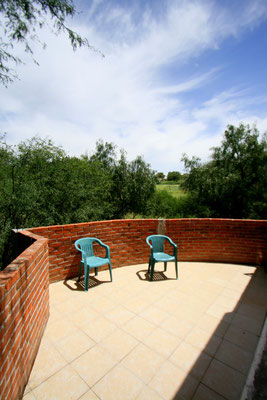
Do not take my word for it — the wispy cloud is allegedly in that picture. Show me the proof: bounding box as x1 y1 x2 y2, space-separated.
1 0 267 172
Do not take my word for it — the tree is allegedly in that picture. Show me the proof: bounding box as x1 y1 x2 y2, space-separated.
0 0 97 86
0 136 157 268
156 172 165 182
181 123 267 219
167 171 181 182
128 156 156 217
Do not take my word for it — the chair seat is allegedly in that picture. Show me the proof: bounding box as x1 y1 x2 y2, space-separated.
84 256 110 268
146 235 178 281
75 237 112 291
153 252 175 262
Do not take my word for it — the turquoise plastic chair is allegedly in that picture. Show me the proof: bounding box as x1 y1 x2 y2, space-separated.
146 235 178 281
75 237 112 291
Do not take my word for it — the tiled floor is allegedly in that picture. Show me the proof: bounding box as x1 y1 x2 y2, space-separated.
23 262 267 400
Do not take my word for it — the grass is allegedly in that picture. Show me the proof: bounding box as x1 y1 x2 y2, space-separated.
156 183 187 199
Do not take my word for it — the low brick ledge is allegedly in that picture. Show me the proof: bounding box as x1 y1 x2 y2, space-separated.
0 231 50 400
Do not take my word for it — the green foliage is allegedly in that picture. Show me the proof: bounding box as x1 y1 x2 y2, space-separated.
0 0 97 86
156 172 165 182
0 136 156 269
156 184 186 199
167 171 181 182
181 123 267 219
145 189 192 218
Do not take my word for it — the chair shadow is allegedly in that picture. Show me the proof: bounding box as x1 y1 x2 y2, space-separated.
136 269 177 282
63 275 111 291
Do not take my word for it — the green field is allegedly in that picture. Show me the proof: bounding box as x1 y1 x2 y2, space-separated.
156 184 186 199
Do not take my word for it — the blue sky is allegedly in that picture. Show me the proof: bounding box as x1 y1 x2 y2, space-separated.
1 0 267 173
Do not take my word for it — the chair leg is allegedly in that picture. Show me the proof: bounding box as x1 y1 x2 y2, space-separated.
109 262 113 282
78 262 83 282
175 260 178 280
148 258 151 273
150 260 155 281
95 267 98 276
164 262 167 272
84 265 89 291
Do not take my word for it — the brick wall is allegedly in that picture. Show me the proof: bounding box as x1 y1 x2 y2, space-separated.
29 219 158 282
0 231 49 400
166 218 267 265
29 218 267 283
0 218 266 399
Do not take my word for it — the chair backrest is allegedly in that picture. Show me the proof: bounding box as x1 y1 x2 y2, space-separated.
146 235 166 253
75 238 95 257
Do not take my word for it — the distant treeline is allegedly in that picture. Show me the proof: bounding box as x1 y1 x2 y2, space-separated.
1 123 266 269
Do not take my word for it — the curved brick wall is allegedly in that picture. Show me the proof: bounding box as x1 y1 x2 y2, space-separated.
0 231 49 400
29 218 267 283
0 218 266 399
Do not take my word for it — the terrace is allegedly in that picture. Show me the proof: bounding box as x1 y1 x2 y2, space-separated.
0 218 266 400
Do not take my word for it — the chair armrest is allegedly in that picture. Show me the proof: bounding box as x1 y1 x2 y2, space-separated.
93 238 111 259
146 237 153 249
165 236 177 256
165 236 177 247
75 241 82 252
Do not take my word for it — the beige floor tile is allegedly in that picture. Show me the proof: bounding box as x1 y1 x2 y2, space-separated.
89 296 117 313
162 315 193 339
78 390 100 400
81 316 117 342
54 297 84 315
122 315 156 341
170 341 212 379
49 289 70 305
123 297 151 314
221 287 243 300
23 392 37 400
141 289 165 304
24 262 265 400
143 327 181 358
135 386 164 400
154 295 180 314
177 308 204 325
231 313 264 336
122 343 164 383
29 340 67 389
67 307 100 328
99 328 138 361
224 324 259 353
23 383 32 395
215 339 254 375
202 359 246 400
44 318 76 342
140 305 169 325
196 314 229 338
213 295 240 310
71 345 117 387
103 288 132 303
193 383 226 400
32 365 89 400
48 307 62 324
243 288 267 308
236 302 266 323
92 364 144 400
104 306 135 326
206 303 235 323
54 328 95 362
185 327 221 356
149 360 198 400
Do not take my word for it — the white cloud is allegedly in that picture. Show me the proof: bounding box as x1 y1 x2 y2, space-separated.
1 0 267 173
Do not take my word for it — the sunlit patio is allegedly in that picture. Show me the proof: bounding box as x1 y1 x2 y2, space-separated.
23 261 267 400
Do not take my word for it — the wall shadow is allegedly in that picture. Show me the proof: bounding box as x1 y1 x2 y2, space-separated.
170 265 267 400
